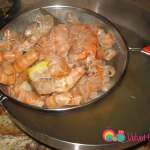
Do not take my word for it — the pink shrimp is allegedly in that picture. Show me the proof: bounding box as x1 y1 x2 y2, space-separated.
68 23 98 62
0 30 24 63
9 80 44 107
45 92 82 108
32 66 85 95
0 29 19 51
18 14 54 52
98 30 115 49
48 24 71 57
13 50 39 73
76 75 102 102
66 11 80 23
42 55 70 78
89 60 116 92
103 49 117 61
35 34 53 60
75 60 115 101
0 40 11 51
0 62 16 85
0 50 22 63
1 29 24 52
35 24 71 59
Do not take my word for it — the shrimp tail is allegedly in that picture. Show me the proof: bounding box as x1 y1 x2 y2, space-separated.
13 50 39 72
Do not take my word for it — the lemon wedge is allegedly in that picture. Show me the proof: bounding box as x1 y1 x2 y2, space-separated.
28 59 49 81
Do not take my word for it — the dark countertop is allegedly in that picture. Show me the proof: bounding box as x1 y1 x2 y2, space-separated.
0 106 50 149
0 105 150 149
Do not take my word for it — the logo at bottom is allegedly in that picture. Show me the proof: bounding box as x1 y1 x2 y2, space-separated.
102 129 126 142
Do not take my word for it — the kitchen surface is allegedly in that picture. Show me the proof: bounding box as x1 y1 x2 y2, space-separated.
0 0 150 150
0 105 149 150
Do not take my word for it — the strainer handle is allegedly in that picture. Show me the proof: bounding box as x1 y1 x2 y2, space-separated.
0 93 7 104
129 45 150 56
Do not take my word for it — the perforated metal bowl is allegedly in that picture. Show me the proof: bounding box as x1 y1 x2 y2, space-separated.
0 5 128 111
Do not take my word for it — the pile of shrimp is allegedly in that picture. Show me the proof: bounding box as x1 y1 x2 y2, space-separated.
0 11 117 108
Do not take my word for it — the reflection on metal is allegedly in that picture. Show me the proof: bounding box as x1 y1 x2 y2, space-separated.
0 94 7 104
128 47 141 52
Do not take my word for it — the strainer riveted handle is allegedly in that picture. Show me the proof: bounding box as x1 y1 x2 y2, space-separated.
129 45 150 56
0 93 7 104
142 45 150 55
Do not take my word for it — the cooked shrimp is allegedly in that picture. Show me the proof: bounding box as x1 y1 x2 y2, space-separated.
0 62 16 85
19 71 29 81
18 14 54 52
0 40 11 51
76 60 116 100
3 29 18 40
76 75 102 102
48 24 71 57
103 49 117 61
35 24 71 59
10 81 44 107
43 55 70 78
45 92 82 108
96 46 117 61
46 93 72 108
45 95 58 108
104 65 116 77
27 55 70 81
0 30 24 63
34 14 54 34
99 65 115 92
98 31 115 49
68 23 98 62
24 22 39 37
0 29 22 51
90 60 115 77
32 67 85 94
34 34 52 60
19 91 44 107
66 11 80 23
13 50 39 72
0 50 22 63
96 46 105 60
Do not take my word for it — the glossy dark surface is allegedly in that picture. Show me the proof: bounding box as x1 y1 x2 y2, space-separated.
0 0 20 28
1 0 150 150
